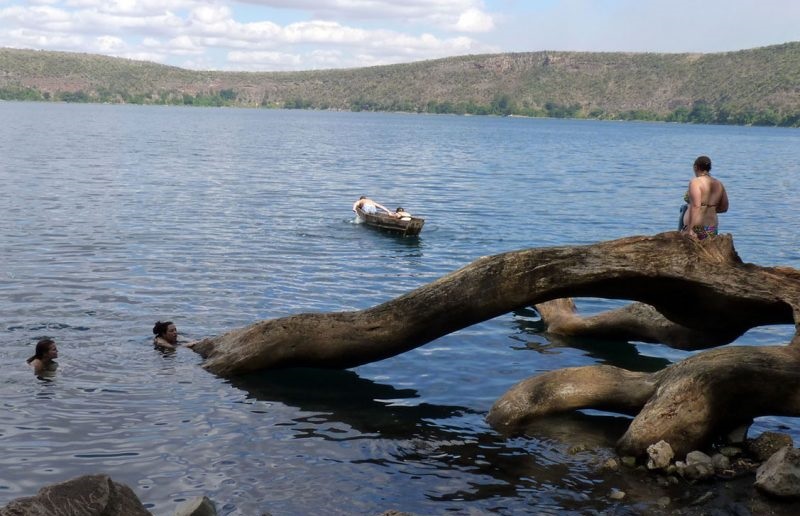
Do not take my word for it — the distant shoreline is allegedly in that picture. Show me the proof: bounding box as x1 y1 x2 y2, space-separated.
2 43 800 127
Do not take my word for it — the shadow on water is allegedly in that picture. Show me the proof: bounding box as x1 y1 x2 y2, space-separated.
517 411 634 448
416 412 638 506
512 307 671 373
229 368 469 438
228 368 654 512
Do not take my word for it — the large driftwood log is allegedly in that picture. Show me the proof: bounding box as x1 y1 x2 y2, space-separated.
487 345 800 457
191 232 800 376
190 232 800 457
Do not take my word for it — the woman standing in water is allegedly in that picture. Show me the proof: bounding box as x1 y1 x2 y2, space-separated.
27 338 58 375
682 155 729 240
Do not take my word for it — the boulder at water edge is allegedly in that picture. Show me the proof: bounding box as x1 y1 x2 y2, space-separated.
755 446 800 498
747 432 794 462
0 474 151 516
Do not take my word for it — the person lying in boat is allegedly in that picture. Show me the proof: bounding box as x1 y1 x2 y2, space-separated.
393 207 412 220
353 196 393 216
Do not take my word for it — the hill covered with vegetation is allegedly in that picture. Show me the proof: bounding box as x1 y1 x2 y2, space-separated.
1 43 799 126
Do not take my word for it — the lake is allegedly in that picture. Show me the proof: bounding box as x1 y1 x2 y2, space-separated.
1 102 799 515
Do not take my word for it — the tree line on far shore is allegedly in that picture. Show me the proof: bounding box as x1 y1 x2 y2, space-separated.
2 42 799 127
3 84 795 127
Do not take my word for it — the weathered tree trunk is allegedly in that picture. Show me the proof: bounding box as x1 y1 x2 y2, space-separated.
191 232 800 376
487 345 800 457
189 231 800 457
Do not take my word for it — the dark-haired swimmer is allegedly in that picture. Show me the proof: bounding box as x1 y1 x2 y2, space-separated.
153 320 180 349
681 155 729 240
27 338 59 375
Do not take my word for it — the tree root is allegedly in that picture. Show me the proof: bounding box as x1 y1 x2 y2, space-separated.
488 345 800 457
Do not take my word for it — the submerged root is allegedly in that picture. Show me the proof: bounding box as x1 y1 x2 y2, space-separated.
488 346 800 457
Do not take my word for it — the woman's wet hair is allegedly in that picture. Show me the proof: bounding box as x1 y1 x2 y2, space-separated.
694 155 712 172
27 338 55 363
396 207 404 212
153 321 174 338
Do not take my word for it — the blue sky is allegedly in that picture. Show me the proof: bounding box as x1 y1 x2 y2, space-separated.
1 1 798 71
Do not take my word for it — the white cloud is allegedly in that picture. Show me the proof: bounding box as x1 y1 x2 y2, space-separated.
142 34 207 57
454 7 493 32
307 48 343 66
95 34 125 51
1 5 72 29
238 20 283 42
167 35 206 54
237 0 495 32
239 0 484 20
66 0 194 15
283 20 367 44
0 1 499 70
6 27 85 50
190 3 230 25
4 0 795 72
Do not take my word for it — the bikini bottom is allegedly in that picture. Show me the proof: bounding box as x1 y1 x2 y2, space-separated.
692 225 718 240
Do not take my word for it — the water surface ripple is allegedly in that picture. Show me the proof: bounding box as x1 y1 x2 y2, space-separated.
1 103 798 514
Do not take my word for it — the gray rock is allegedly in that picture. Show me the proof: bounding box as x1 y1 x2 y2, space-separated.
646 440 674 470
747 432 793 462
711 453 731 472
601 457 620 472
685 450 713 467
719 446 742 458
755 445 800 498
677 453 714 481
608 488 625 500
0 474 151 516
682 462 715 481
175 496 217 516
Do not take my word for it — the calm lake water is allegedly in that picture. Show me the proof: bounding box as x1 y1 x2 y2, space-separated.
1 102 799 515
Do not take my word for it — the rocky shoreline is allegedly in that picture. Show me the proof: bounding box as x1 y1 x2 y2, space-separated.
2 432 799 515
597 431 800 514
